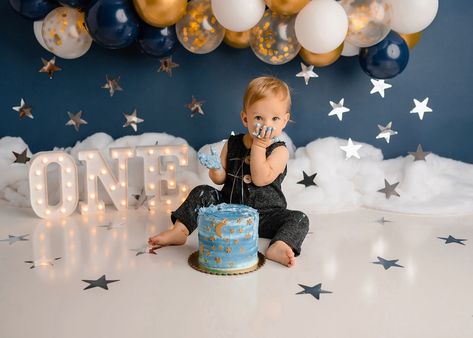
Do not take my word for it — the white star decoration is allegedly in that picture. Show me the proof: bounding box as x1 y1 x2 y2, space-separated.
296 62 318 85
65 111 87 132
410 97 432 120
370 79 392 98
123 109 144 132
328 98 350 121
376 122 398 143
340 138 362 159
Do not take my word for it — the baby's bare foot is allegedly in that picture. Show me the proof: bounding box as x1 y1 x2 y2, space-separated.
265 240 296 267
148 224 189 247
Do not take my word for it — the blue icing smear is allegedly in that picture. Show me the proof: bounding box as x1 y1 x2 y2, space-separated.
197 146 221 169
197 203 259 271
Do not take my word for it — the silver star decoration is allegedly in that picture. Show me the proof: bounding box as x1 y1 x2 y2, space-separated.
0 234 29 245
328 98 350 121
12 98 34 119
376 122 398 143
296 62 318 85
372 256 404 270
377 179 400 199
130 243 162 256
123 109 144 132
340 138 362 159
296 283 332 300
408 144 431 161
102 75 123 97
132 188 154 210
410 97 432 120
24 257 61 269
158 56 179 77
97 221 124 231
65 111 87 132
82 275 119 290
39 57 61 79
12 149 30 164
376 217 392 225
185 96 205 117
370 79 392 98
437 235 467 245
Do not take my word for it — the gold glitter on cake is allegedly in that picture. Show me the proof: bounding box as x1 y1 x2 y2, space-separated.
233 239 239 245
211 245 216 251
229 228 235 234
225 247 232 254
218 245 223 251
209 235 216 242
239 228 244 233
215 257 221 264
245 233 252 239
240 247 246 253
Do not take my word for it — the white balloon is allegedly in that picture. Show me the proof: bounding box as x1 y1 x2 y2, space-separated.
388 0 438 34
33 21 50 51
295 0 348 54
211 0 265 32
341 41 359 57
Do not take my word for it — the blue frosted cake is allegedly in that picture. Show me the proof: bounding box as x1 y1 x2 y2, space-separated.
197 203 259 273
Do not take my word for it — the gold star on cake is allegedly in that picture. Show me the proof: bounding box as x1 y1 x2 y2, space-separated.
12 148 30 164
102 75 123 97
215 257 221 263
39 57 61 79
209 235 216 242
233 239 239 244
218 245 223 251
225 247 232 253
12 99 33 119
229 228 235 234
157 56 179 77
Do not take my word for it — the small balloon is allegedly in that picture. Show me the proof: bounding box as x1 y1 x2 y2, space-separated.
138 24 178 58
133 0 187 28
211 0 265 32
250 10 300 65
176 0 225 54
9 0 57 20
265 0 310 16
390 0 438 34
341 40 360 56
85 0 140 49
33 20 50 51
359 31 409 79
399 31 423 49
299 44 343 67
340 0 392 48
224 30 250 49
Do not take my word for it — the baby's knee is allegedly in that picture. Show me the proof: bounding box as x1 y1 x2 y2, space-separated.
295 211 309 233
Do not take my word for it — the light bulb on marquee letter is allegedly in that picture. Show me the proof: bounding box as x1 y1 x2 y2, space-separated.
29 151 79 219
78 147 134 214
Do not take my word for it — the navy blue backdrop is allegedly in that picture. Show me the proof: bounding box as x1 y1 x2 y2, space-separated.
1 1 473 163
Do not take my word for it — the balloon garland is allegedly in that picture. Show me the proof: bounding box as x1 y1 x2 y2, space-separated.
9 0 439 79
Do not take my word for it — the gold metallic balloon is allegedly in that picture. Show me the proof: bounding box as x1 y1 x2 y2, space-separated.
133 0 187 28
399 31 423 49
176 0 225 54
299 43 343 67
250 10 300 65
224 30 250 49
265 0 310 16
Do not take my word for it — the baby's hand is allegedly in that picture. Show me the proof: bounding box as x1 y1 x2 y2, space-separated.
198 146 222 169
252 123 277 148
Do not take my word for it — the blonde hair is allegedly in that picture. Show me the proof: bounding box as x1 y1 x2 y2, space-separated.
243 76 291 114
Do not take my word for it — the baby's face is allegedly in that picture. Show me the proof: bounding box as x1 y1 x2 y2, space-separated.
241 95 290 137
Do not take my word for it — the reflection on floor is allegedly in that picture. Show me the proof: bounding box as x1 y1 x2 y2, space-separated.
1 203 472 338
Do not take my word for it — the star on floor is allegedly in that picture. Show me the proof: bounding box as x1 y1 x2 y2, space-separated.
24 257 61 269
340 138 362 159
102 75 123 97
12 149 30 164
328 98 350 121
130 244 162 256
158 56 179 77
296 283 332 300
0 234 29 245
377 179 400 199
96 221 124 231
12 98 34 119
39 56 61 79
370 79 392 98
123 109 144 132
376 122 398 143
65 111 87 132
132 188 153 210
376 217 392 225
296 62 318 85
410 97 432 120
437 235 467 245
82 275 119 290
408 144 431 161
186 96 205 117
372 256 404 270
297 171 317 188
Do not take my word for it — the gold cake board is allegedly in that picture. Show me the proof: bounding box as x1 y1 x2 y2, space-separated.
188 251 265 276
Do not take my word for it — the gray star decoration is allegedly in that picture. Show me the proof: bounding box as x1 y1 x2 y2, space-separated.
123 109 144 132
437 235 467 245
376 217 392 225
24 257 61 269
158 56 179 77
12 149 30 164
12 98 34 119
82 275 119 290
297 171 317 188
65 111 87 132
296 62 318 85
377 179 400 199
132 188 154 210
0 234 29 245
372 256 404 270
39 57 61 79
408 144 431 161
97 221 124 231
185 96 205 117
102 75 123 97
370 79 392 98
376 122 398 143
130 243 162 256
296 283 332 300
328 98 350 121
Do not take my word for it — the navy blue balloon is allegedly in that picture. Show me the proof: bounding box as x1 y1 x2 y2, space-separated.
85 0 140 49
359 31 410 79
138 24 178 58
9 0 57 20
58 0 90 8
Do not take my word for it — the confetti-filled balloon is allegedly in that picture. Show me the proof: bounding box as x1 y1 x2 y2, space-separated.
265 0 310 16
9 0 57 20
339 0 392 48
133 0 187 28
211 0 265 32
138 24 179 58
33 20 50 51
299 44 343 67
176 0 225 54
399 31 423 49
390 0 438 34
224 30 250 49
42 7 92 59
250 10 300 65
359 31 409 79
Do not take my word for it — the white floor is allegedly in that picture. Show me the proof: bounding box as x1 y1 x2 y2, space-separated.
0 202 472 338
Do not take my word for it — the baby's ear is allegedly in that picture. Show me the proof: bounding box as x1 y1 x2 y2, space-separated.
241 111 248 126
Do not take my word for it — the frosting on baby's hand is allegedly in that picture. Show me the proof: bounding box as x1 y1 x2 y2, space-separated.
198 146 222 169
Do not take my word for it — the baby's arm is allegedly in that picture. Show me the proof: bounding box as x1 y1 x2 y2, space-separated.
208 142 228 185
250 142 288 187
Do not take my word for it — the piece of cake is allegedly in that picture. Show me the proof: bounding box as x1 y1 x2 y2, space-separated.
197 203 259 273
